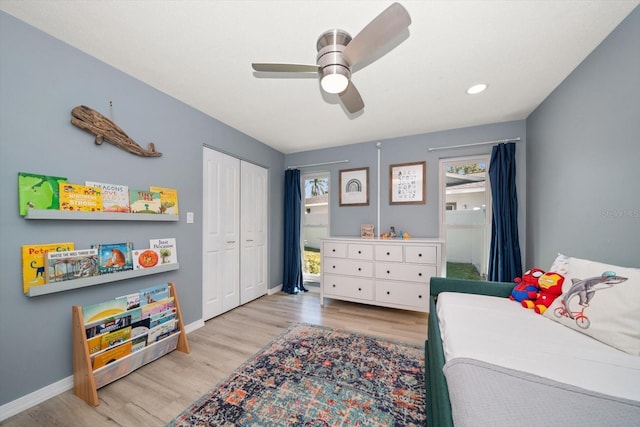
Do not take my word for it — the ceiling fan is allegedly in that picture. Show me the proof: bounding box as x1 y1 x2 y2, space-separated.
251 2 411 114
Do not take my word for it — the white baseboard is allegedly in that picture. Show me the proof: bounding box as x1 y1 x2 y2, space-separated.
0 319 204 422
268 284 283 295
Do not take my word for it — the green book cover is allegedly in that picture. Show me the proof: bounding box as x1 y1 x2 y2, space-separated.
18 172 67 216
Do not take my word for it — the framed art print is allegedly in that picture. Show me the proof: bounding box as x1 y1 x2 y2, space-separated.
389 161 426 204
339 167 369 206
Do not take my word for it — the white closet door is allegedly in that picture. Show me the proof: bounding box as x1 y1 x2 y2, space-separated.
240 161 268 304
202 147 240 320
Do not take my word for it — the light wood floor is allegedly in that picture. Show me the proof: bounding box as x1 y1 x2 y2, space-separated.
1 291 427 427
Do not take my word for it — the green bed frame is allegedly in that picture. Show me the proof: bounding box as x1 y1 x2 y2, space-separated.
425 277 514 426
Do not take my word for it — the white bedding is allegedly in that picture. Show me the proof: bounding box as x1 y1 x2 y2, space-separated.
436 292 640 401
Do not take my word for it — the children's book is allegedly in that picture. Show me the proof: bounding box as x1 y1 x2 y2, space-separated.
85 181 130 213
82 298 129 324
92 341 132 370
100 326 132 350
141 297 175 319
85 307 142 338
22 242 74 293
149 238 178 264
149 186 179 215
18 172 67 216
146 319 178 345
139 284 170 305
93 242 134 274
132 249 161 270
59 183 103 212
129 189 161 214
45 248 98 283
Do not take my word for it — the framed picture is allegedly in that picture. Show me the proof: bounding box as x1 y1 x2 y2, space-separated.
339 167 369 206
360 224 374 239
389 161 426 204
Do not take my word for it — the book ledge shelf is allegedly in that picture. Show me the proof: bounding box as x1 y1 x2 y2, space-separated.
72 282 190 406
26 263 179 297
25 209 179 221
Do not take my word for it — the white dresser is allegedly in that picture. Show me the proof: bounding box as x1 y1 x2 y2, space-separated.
320 237 444 312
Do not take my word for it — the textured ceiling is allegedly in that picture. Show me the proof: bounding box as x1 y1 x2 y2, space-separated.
1 0 638 153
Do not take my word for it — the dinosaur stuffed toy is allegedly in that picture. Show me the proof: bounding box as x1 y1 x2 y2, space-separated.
522 271 565 314
510 268 544 303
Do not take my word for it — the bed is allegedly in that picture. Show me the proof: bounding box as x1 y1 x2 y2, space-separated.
425 255 640 426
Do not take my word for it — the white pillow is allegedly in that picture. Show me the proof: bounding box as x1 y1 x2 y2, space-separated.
543 254 640 356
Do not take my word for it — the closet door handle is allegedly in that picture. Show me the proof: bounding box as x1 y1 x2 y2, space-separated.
246 239 254 242
227 240 236 243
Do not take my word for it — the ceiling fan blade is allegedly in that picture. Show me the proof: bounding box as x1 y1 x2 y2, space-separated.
342 2 411 68
339 82 364 114
252 63 319 73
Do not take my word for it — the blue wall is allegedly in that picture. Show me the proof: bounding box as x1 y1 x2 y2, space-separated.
526 6 640 269
0 12 284 406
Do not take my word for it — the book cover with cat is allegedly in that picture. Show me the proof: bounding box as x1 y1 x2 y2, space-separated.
92 242 134 275
45 248 99 283
18 172 67 216
129 189 161 214
85 181 130 213
149 186 179 215
22 242 75 293
59 183 103 212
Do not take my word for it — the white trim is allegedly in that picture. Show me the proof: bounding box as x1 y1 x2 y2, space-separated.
268 284 283 295
0 319 204 421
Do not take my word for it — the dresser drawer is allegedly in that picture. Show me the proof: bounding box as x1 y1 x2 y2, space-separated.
323 241 347 258
325 258 373 277
348 244 373 260
374 245 403 262
375 262 435 283
375 281 429 311
405 245 437 264
323 275 374 300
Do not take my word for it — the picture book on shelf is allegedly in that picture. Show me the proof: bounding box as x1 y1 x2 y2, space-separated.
139 284 170 305
45 248 98 283
147 319 178 345
85 308 142 339
59 183 103 212
149 238 178 264
93 242 133 274
22 242 74 293
92 341 132 370
141 297 175 319
85 181 130 213
149 186 179 215
18 172 67 216
132 249 161 270
99 326 132 350
129 189 161 214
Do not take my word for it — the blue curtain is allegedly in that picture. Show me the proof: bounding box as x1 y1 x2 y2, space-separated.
283 169 307 294
488 143 523 282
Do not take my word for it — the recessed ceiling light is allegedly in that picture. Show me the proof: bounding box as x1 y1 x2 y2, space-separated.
467 83 488 95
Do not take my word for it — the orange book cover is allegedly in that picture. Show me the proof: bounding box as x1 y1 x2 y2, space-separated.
92 341 132 370
59 183 103 212
22 242 75 293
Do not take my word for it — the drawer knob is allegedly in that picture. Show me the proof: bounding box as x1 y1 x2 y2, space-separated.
418 273 422 277
387 291 390 295
358 250 362 254
332 249 336 252
358 287 362 291
332 284 336 288
332 265 336 269
386 270 390 274
358 267 362 271
418 253 422 257
386 251 390 255
418 295 423 299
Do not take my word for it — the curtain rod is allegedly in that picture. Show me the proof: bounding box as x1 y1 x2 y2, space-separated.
286 159 349 170
428 137 521 152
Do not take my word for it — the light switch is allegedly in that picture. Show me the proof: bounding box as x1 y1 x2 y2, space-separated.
186 212 194 223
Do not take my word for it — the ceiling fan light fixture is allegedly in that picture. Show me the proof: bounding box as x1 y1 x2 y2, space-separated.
320 65 350 94
467 83 488 95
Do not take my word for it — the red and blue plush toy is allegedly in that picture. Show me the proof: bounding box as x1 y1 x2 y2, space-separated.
510 268 544 303
522 272 565 314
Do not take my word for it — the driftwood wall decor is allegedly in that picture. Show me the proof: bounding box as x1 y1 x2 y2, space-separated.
70 105 162 157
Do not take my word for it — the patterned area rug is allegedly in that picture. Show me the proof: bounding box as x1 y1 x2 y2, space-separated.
167 323 426 426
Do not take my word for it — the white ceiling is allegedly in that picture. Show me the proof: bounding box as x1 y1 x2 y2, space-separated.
1 1 638 154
